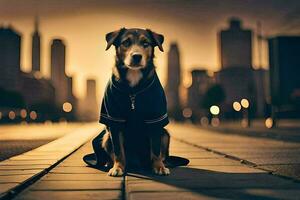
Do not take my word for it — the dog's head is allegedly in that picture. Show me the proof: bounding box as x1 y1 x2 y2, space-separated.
105 28 164 70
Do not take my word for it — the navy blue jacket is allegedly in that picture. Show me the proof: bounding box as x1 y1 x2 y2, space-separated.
99 72 169 132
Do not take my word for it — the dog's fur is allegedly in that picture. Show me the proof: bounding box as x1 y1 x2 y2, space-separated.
102 28 170 176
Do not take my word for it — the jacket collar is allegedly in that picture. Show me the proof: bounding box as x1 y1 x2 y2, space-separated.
111 72 157 95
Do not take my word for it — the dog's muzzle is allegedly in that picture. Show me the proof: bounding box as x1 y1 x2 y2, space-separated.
131 53 142 66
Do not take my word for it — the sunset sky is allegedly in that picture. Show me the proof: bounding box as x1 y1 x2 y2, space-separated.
0 0 299 99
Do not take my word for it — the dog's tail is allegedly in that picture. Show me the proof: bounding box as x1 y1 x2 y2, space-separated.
164 156 190 168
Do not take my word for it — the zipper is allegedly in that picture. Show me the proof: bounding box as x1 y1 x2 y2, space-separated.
129 95 136 110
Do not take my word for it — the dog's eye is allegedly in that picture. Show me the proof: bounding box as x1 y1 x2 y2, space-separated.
142 42 150 48
121 39 131 48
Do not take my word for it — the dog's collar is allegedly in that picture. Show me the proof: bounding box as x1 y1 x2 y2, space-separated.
111 72 157 95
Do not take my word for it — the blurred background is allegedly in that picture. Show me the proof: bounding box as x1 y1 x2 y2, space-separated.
0 0 299 127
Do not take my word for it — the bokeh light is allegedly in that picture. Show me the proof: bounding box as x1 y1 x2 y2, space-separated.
241 98 249 108
265 117 274 129
63 102 73 113
182 108 192 118
8 111 16 120
233 101 242 111
30 111 38 120
211 117 220 127
210 105 220 115
20 109 27 118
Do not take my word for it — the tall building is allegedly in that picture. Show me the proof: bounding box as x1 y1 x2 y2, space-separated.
0 26 21 91
79 79 99 121
166 42 182 120
32 17 41 72
50 39 68 107
269 36 300 116
216 18 257 116
219 18 252 69
187 69 212 121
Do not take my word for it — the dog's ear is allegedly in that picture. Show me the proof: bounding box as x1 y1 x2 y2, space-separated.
146 29 164 52
105 28 126 50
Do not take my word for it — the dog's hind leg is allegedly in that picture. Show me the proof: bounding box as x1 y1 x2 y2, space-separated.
151 128 170 175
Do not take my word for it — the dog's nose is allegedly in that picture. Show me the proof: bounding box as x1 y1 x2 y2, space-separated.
132 54 142 64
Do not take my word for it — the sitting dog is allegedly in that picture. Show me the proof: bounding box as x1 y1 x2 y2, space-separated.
99 28 170 177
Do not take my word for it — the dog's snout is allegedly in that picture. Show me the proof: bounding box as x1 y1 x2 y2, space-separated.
132 54 142 64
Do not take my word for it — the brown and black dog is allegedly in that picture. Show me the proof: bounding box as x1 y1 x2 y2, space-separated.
99 28 171 177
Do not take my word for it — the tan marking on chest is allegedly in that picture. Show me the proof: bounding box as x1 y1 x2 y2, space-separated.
126 69 143 87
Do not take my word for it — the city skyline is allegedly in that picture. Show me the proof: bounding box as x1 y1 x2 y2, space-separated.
1 0 299 99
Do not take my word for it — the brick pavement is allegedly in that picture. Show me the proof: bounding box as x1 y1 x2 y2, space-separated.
2 123 300 200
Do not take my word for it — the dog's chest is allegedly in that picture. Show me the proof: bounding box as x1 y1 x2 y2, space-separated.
126 69 143 87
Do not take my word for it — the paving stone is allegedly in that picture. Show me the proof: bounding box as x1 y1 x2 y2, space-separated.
259 164 300 180
129 189 300 200
0 169 43 176
14 190 121 200
0 165 50 170
49 166 103 174
43 173 122 181
31 180 122 190
129 191 219 200
0 174 33 183
0 160 56 166
0 183 18 194
188 158 240 166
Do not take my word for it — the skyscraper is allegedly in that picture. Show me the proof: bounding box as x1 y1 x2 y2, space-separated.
50 39 68 107
0 26 21 91
216 18 256 116
219 18 252 69
269 36 300 110
32 16 41 72
166 42 182 120
79 79 99 121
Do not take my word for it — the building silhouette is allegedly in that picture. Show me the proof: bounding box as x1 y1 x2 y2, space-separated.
166 42 182 120
79 79 99 121
219 18 252 69
50 39 77 115
0 25 55 121
187 69 213 122
269 36 300 117
216 18 257 117
32 17 41 72
0 26 21 91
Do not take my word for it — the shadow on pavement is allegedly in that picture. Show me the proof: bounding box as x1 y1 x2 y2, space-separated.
126 167 295 200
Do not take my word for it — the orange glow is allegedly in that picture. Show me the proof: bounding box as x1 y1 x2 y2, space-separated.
241 99 250 108
182 108 192 118
233 101 241 111
8 111 16 120
63 102 73 113
200 117 209 126
20 109 27 118
265 117 273 129
211 117 220 127
30 111 37 120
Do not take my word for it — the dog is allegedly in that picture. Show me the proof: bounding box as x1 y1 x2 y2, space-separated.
99 28 171 177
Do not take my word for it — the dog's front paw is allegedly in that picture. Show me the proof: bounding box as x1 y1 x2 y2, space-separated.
153 165 170 176
108 166 124 177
